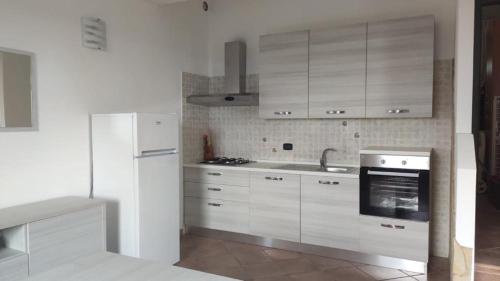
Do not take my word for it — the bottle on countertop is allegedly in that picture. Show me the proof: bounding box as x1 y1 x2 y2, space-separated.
203 134 215 161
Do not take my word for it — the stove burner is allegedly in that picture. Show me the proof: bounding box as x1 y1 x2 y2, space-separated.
201 157 251 166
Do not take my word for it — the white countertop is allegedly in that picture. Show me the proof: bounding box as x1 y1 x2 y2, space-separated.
184 161 360 178
0 197 106 230
26 252 239 281
360 146 433 157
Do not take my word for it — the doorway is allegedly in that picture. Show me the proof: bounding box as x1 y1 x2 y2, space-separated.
474 0 500 279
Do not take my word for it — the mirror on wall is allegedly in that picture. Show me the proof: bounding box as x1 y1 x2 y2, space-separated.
0 48 35 130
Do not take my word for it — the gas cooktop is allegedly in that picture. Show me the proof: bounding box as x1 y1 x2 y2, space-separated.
200 157 251 166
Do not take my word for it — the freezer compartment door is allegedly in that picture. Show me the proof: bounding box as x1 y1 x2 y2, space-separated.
134 113 179 156
135 153 180 264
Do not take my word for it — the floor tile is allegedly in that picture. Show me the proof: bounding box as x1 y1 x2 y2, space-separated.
264 248 302 260
181 235 229 258
289 270 338 281
243 258 317 279
302 254 354 270
225 241 273 265
401 270 424 277
326 266 375 281
475 271 500 281
251 275 294 281
357 265 407 280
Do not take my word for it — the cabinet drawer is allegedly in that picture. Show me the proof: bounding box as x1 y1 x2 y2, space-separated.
250 173 300 242
184 168 250 187
359 216 429 262
185 182 249 202
0 254 28 281
28 206 106 275
185 197 249 234
301 176 360 251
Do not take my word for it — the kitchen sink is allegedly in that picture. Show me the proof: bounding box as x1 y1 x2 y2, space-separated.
276 164 357 174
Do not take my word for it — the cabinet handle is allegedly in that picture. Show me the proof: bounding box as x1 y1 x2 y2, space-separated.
265 176 283 181
387 109 410 114
274 111 292 116
208 203 222 207
207 172 222 176
381 223 394 229
318 180 340 185
395 225 406 230
326 110 346 115
208 187 222 192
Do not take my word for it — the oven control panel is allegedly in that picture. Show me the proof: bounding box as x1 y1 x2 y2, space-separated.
361 154 430 170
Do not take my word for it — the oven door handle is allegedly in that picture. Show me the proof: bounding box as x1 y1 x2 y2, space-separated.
367 170 419 178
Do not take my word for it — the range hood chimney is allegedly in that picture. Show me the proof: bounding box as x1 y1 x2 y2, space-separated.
187 41 259 107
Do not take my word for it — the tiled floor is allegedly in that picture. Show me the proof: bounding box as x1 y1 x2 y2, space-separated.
176 234 450 281
475 194 500 280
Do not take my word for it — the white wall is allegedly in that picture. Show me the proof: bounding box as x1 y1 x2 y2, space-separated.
206 0 457 76
0 0 208 208
0 53 5 127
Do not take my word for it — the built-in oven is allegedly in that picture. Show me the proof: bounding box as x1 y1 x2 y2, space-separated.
360 153 431 222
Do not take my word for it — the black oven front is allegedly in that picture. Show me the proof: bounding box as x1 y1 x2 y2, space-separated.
360 154 430 222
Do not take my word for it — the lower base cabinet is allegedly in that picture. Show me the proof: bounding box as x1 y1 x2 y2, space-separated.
249 173 301 242
359 216 429 262
185 197 249 234
28 206 106 275
0 254 28 281
301 176 360 251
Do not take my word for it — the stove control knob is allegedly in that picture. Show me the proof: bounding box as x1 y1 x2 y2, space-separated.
402 160 407 166
380 159 386 165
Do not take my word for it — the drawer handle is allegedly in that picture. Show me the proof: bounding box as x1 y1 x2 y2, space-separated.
274 111 292 116
395 225 406 230
381 223 394 229
208 203 222 207
208 187 222 192
265 176 283 181
326 110 346 115
207 172 223 176
387 109 410 114
318 180 340 185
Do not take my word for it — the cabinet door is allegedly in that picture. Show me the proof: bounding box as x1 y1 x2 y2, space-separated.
259 31 309 119
359 216 429 262
249 173 300 242
0 254 28 281
366 16 434 118
309 24 367 119
185 197 249 234
28 206 106 275
301 176 360 251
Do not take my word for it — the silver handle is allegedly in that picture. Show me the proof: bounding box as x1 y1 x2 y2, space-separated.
265 176 283 181
326 110 346 115
208 203 222 207
318 180 340 185
367 171 419 178
136 148 177 158
381 223 394 229
274 111 292 116
208 187 222 192
387 109 410 114
207 172 223 176
395 225 406 230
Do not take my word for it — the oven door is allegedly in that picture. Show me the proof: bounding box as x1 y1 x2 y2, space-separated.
360 167 430 222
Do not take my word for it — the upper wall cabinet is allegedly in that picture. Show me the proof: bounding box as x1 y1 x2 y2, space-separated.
309 24 367 119
366 16 435 118
259 31 309 119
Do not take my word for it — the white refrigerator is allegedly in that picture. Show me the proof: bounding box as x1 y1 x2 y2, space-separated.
91 113 180 265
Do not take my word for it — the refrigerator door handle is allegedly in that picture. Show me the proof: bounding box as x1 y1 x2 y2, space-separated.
136 148 178 159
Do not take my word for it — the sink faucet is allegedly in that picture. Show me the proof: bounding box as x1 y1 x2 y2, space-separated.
320 148 337 171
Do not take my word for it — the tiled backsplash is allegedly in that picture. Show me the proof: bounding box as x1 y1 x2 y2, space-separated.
181 59 454 258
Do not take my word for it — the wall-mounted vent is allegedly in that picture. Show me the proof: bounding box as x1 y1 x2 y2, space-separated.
81 17 107 51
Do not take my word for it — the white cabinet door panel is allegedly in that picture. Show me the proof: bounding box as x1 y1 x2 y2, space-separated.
249 173 300 242
28 206 105 275
366 16 434 118
184 168 250 187
259 31 309 119
184 182 249 202
309 24 367 119
359 216 429 262
0 254 28 281
301 176 360 251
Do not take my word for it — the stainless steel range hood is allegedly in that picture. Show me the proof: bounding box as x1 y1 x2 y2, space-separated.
187 41 259 107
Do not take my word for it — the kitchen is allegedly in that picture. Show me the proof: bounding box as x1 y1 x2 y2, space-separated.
0 0 475 281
